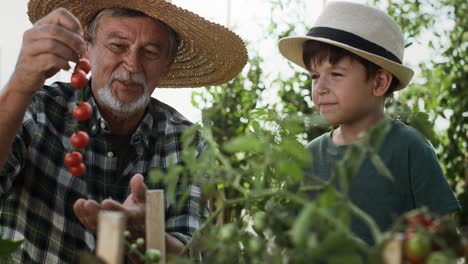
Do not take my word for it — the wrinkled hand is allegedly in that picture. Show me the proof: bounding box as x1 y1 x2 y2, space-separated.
73 174 186 257
12 7 86 96
73 174 146 236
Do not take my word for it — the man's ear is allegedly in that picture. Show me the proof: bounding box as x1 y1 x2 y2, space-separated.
161 57 175 77
82 28 91 59
373 69 393 96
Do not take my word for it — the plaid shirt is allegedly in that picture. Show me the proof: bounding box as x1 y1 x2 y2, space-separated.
0 81 203 263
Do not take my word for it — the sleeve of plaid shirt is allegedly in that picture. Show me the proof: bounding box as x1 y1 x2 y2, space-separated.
163 137 206 261
165 184 201 244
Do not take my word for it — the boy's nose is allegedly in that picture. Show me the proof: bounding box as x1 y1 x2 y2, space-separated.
313 79 329 94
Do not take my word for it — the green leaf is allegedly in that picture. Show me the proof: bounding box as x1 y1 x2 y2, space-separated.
318 187 336 209
280 139 312 165
275 160 303 181
148 168 165 185
0 239 23 256
408 112 440 147
369 152 394 181
290 203 315 247
223 134 264 153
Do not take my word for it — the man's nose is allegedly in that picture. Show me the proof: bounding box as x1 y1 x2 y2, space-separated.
123 49 143 73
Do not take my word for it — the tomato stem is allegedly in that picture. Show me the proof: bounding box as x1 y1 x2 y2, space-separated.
80 87 85 103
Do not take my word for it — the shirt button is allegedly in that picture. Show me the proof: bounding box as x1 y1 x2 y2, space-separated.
107 152 114 158
100 122 106 129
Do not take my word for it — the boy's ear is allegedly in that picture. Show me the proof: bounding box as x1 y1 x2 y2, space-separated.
372 69 393 96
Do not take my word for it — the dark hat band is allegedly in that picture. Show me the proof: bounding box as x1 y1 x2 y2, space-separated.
307 27 402 64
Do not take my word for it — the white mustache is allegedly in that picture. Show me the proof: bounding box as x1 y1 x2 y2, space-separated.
97 69 151 114
111 69 147 89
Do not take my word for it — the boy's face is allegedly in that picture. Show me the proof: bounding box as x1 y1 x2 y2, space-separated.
308 56 382 126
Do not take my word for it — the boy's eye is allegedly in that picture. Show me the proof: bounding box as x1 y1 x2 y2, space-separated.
310 74 319 80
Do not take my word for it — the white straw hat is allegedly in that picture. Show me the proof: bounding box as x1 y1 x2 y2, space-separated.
28 0 248 88
278 1 414 90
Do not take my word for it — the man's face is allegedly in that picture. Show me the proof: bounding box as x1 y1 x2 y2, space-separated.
85 13 173 115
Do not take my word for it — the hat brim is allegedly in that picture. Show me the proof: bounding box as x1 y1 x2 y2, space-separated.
278 36 414 91
28 0 248 88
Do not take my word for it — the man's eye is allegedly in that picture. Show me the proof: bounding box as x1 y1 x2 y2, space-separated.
109 43 126 51
144 50 160 59
331 72 343 77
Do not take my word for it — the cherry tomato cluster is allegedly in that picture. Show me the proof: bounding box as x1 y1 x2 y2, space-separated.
402 210 466 264
64 59 92 176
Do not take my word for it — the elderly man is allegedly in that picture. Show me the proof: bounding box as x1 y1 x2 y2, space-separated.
0 0 247 263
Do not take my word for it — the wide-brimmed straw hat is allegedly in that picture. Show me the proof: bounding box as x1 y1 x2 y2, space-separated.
27 0 248 88
278 1 414 90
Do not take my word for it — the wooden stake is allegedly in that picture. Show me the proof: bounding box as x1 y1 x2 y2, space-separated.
96 211 126 264
381 234 403 264
146 190 166 263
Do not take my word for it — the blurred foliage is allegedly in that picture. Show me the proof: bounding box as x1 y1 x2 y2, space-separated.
0 238 23 261
146 0 468 263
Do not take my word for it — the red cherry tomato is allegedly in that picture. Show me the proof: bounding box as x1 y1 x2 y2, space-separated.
73 102 93 121
77 58 91 74
71 70 87 89
71 131 90 149
64 151 83 167
69 163 86 176
406 214 433 228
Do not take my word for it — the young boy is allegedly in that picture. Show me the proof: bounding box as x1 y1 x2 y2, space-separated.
278 1 460 245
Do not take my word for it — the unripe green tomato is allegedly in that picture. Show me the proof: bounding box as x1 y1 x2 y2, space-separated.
129 244 138 253
136 238 145 247
404 232 431 263
247 237 264 254
252 212 267 233
145 249 161 263
219 223 237 241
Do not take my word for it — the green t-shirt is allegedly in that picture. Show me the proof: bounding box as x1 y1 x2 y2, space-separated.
305 118 460 245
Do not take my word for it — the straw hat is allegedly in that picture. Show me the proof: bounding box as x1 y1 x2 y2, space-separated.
278 1 414 90
27 0 248 88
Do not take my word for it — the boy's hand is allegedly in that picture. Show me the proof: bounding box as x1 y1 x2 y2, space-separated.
11 7 85 96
